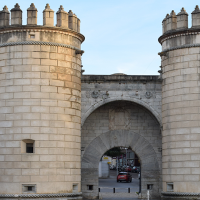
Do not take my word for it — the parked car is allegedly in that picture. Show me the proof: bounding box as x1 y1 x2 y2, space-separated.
132 166 137 173
125 166 132 172
137 166 140 173
132 166 140 173
117 172 132 182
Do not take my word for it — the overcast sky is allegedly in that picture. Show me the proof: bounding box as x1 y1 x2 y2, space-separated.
3 0 200 75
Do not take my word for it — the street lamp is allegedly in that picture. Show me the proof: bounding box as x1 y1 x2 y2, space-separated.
124 147 128 166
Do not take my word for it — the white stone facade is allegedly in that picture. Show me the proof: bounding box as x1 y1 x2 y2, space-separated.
81 75 162 199
0 3 84 199
1 2 200 200
159 5 200 200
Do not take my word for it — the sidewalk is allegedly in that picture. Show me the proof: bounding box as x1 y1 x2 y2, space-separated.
83 192 139 200
99 192 139 199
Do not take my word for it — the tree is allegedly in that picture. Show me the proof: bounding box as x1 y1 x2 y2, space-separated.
104 147 122 157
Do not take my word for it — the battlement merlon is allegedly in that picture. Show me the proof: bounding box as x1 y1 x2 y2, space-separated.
158 5 200 52
0 3 81 33
162 8 188 35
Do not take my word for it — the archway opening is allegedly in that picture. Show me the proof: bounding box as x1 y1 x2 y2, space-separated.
81 100 162 199
99 146 140 199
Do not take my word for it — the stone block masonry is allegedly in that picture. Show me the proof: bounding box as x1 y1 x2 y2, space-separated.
0 3 84 200
159 4 200 200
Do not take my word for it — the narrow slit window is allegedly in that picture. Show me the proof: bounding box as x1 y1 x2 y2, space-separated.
28 186 33 191
21 139 35 154
87 185 93 190
167 183 174 192
73 184 78 192
22 185 36 193
147 184 153 190
29 34 35 38
26 143 33 153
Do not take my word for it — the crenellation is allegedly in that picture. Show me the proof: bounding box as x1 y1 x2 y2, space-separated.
77 18 80 33
11 4 22 26
68 10 80 32
0 3 82 32
73 13 78 32
162 14 168 34
162 6 200 34
68 10 75 30
191 5 200 27
56 5 68 28
0 6 10 27
27 3 37 25
177 7 188 29
166 10 177 32
43 4 54 27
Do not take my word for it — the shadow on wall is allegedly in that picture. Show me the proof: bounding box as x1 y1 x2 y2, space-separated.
81 130 162 200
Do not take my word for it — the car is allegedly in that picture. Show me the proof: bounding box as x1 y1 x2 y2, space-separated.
132 166 140 173
132 166 137 173
125 166 132 172
136 166 140 173
117 172 132 183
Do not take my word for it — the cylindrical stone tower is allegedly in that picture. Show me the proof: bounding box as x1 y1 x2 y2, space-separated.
159 5 200 200
0 3 84 199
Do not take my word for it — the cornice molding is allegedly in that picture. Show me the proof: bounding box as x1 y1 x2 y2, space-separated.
81 75 161 83
158 43 200 54
158 28 200 44
0 41 84 54
0 26 85 43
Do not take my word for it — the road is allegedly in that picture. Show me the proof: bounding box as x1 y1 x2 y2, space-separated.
98 170 139 199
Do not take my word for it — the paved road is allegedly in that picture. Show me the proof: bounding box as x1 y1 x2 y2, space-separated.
98 170 139 199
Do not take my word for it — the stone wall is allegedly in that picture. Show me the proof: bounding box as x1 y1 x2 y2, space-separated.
81 76 162 199
159 5 200 199
81 75 162 126
161 46 200 193
82 101 161 156
0 3 84 198
0 43 82 195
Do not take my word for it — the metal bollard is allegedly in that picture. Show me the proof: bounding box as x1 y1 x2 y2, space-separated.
128 188 130 193
113 188 115 193
99 188 100 192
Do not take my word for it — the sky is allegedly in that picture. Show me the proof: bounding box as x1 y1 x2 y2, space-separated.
2 0 200 75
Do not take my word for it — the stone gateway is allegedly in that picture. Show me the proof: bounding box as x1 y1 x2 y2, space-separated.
0 3 200 200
